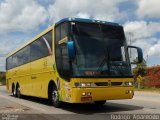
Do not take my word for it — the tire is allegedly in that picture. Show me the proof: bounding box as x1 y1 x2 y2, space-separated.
12 85 16 97
16 85 21 98
49 86 61 108
94 100 106 106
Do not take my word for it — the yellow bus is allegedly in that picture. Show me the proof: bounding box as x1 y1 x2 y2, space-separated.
6 18 143 107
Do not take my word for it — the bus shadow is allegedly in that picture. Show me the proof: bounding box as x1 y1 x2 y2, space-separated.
10 95 143 114
60 102 143 114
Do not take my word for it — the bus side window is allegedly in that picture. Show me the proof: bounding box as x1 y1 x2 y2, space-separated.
55 24 62 75
16 46 30 66
43 31 52 50
56 25 61 41
55 22 71 80
30 39 49 62
61 22 68 39
6 56 13 70
12 54 18 68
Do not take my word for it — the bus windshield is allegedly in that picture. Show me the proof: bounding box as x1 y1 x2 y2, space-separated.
70 22 132 77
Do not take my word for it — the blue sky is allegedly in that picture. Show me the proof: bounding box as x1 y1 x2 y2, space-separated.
0 0 160 71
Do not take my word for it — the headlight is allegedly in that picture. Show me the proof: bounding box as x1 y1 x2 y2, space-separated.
124 82 134 86
75 82 94 87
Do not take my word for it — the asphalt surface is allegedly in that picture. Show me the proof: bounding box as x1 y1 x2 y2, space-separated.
0 85 160 120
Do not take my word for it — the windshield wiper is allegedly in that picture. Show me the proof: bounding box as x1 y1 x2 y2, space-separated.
97 48 126 76
96 24 110 74
97 48 110 74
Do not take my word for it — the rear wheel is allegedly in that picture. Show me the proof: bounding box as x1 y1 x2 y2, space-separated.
94 100 106 106
49 86 61 108
16 85 21 98
12 84 16 97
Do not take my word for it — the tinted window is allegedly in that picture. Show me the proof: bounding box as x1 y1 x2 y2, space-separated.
6 56 12 70
55 22 69 78
72 22 125 39
61 22 68 39
6 31 52 70
102 25 125 39
55 25 62 75
16 46 30 66
71 22 131 77
30 38 49 61
61 45 70 76
6 46 30 70
56 26 61 41
12 53 18 68
43 31 52 49
72 22 101 37
22 46 30 64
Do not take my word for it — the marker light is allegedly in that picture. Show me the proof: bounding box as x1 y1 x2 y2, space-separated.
124 82 134 86
75 82 94 88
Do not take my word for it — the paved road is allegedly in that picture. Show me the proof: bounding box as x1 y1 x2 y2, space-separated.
0 86 160 120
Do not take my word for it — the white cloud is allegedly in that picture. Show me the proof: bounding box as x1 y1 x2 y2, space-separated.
148 41 160 56
0 33 30 56
48 0 126 23
131 38 159 58
0 33 31 71
124 21 160 40
124 21 160 62
0 0 48 32
136 0 160 18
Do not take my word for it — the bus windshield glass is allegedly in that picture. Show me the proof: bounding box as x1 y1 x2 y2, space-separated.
70 22 132 77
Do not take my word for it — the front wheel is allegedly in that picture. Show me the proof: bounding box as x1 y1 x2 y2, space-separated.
50 86 61 108
94 100 106 106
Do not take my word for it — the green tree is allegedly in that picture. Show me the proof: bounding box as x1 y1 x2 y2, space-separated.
133 59 147 77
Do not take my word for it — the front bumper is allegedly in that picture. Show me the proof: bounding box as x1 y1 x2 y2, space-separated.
71 86 134 103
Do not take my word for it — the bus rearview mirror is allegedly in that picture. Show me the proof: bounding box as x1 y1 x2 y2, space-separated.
127 46 143 64
67 41 75 60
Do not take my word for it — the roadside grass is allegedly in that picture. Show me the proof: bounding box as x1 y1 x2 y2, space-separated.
0 79 6 85
0 72 6 85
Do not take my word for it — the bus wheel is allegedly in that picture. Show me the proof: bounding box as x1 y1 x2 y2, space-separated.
51 86 61 108
16 85 21 98
12 84 16 97
94 100 106 106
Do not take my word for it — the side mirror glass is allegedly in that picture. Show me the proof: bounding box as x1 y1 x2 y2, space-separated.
67 41 75 60
127 46 143 64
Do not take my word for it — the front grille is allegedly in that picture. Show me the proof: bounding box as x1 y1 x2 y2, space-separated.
94 82 123 87
95 82 108 86
111 82 122 86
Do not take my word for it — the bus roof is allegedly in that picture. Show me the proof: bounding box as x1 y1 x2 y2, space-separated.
6 18 121 58
56 17 120 27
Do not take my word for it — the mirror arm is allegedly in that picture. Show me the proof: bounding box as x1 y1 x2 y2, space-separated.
127 46 143 64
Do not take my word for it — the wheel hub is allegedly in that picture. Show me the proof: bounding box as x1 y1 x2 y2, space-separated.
52 90 58 102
